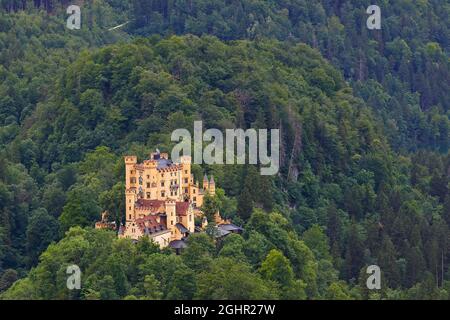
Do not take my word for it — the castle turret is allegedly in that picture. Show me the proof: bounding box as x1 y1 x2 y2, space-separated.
181 156 192 197
180 155 192 166
125 188 137 222
209 175 215 195
166 200 177 239
203 174 209 191
124 156 137 190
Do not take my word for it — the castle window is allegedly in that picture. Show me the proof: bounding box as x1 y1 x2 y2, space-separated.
184 178 188 184
193 197 196 201
130 177 136 184
171 221 173 225
161 182 164 187
185 188 188 194
129 215 131 219
193 189 196 194
161 191 165 197
185 170 188 174
146 192 151 199
147 175 150 179
147 183 150 188
129 207 131 210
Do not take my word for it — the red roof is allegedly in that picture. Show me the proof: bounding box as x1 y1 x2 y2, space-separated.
135 215 167 234
136 199 165 212
176 202 190 216
135 199 190 216
137 199 165 207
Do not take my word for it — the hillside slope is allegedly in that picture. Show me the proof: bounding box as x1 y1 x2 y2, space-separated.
1 35 449 299
125 0 450 152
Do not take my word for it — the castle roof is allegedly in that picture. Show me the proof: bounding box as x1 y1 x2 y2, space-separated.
135 199 166 213
137 199 165 206
175 223 189 234
156 159 173 169
215 228 231 238
135 199 190 216
176 202 190 216
169 240 187 249
212 224 244 238
218 224 243 232
135 215 168 235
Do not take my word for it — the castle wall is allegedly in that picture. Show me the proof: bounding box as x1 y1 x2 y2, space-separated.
150 231 172 248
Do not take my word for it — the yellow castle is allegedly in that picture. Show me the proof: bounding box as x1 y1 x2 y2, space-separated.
117 151 215 248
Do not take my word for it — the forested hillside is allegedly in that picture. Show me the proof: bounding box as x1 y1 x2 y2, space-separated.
126 0 450 153
0 1 449 300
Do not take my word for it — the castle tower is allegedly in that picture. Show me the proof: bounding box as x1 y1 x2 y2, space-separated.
124 156 137 190
166 200 177 239
203 174 209 192
209 175 215 195
181 156 192 198
186 204 195 233
180 155 192 169
125 188 137 222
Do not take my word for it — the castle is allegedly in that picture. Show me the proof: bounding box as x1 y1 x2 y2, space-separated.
116 151 216 248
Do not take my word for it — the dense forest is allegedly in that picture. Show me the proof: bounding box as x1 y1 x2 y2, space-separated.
0 0 449 300
126 0 450 153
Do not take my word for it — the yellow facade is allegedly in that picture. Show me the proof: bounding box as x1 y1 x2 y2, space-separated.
119 151 215 247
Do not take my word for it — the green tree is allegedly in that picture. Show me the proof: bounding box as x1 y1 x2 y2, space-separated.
201 193 220 223
0 269 17 293
259 249 294 287
196 257 279 299
143 274 163 300
59 186 101 232
181 233 216 271
26 208 60 266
